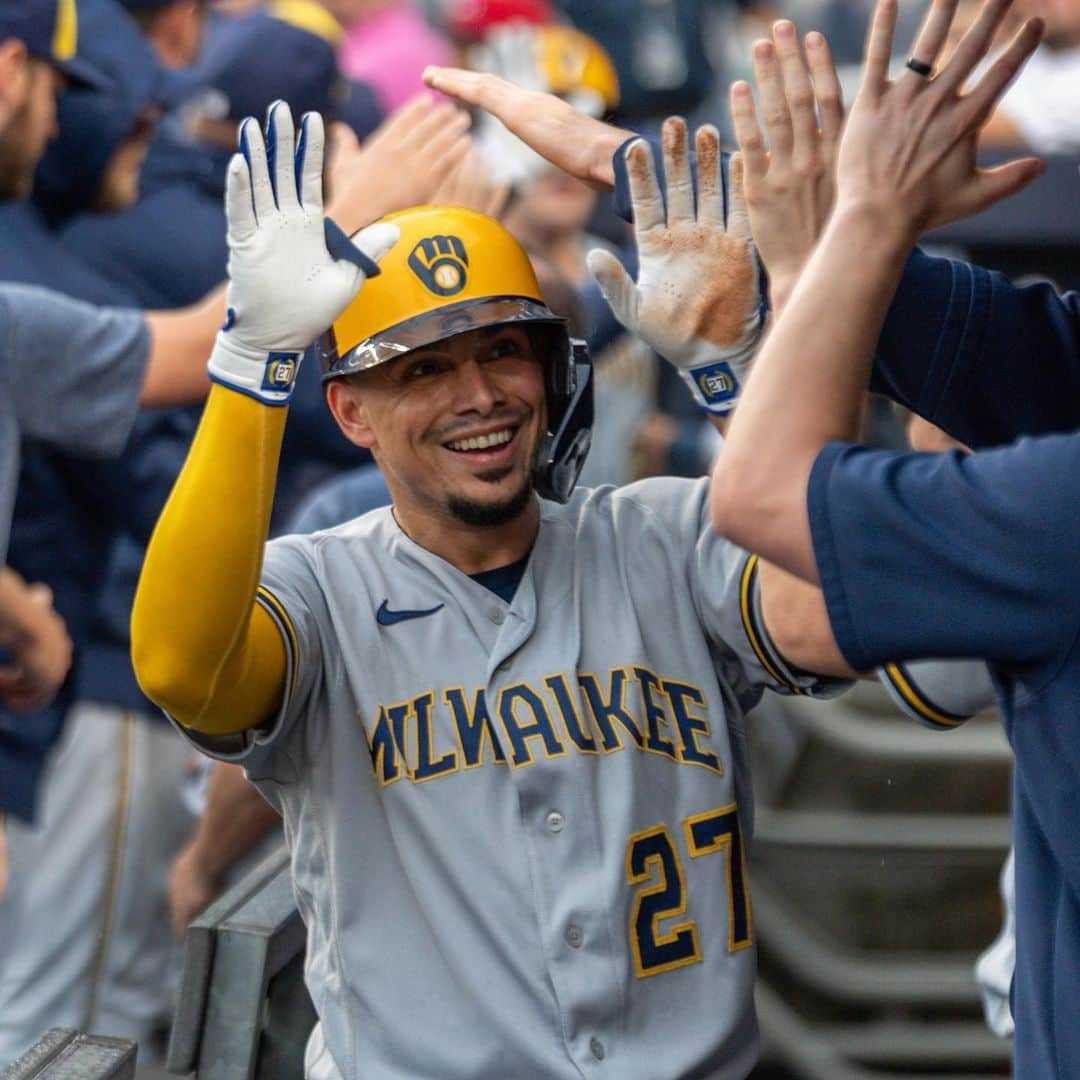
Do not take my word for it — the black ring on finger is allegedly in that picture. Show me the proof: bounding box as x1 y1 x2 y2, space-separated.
905 57 933 77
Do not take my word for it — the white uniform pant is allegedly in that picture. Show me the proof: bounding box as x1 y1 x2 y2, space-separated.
0 703 194 1066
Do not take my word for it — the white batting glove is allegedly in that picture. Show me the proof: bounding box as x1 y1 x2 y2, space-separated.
587 120 763 415
209 101 399 406
467 27 552 188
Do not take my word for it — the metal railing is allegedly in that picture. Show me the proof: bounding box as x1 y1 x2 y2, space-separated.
165 845 312 1079
1 1029 135 1080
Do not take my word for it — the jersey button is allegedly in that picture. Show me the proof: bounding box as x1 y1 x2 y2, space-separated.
489 607 506 625
497 659 511 672
546 810 565 833
565 925 583 949
589 1037 605 1061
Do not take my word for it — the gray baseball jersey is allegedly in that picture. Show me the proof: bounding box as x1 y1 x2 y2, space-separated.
177 476 844 1079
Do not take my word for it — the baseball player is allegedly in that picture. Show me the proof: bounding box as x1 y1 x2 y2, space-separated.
131 97 880 1077
709 0 1080 1073
133 87 1007 1071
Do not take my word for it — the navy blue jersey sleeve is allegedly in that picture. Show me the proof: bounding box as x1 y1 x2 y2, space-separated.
873 251 1080 449
807 434 1080 674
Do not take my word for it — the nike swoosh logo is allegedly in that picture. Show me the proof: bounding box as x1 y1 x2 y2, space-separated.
376 600 445 626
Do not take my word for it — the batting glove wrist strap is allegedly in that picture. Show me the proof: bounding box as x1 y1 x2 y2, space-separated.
675 335 760 416
208 331 303 407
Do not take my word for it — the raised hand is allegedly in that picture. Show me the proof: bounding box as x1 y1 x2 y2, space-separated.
835 0 1044 242
423 65 632 190
587 118 763 417
730 23 845 309
326 96 472 234
208 101 399 405
430 142 511 218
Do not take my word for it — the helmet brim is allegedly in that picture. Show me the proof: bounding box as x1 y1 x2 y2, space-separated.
318 296 565 382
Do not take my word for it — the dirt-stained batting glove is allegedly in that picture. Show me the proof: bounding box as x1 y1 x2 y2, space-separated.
208 100 399 406
588 119 763 416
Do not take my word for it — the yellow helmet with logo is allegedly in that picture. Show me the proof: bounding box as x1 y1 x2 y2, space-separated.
317 205 594 502
537 26 619 116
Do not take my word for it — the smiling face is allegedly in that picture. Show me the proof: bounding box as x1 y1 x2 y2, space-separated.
327 323 549 531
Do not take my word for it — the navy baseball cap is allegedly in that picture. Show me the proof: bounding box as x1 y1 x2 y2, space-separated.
193 2 347 125
0 0 111 90
33 0 198 219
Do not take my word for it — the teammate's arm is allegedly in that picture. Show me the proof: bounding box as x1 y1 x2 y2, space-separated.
711 0 1044 580
169 762 281 939
131 103 397 734
423 64 632 190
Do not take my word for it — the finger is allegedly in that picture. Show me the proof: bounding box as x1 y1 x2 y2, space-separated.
624 138 665 235
423 67 511 114
27 583 53 606
959 13 1043 121
773 21 818 162
695 125 724 226
485 181 511 218
729 80 768 181
804 32 845 144
430 133 471 184
661 116 695 222
901 0 960 85
405 100 468 149
726 153 751 241
265 101 298 210
586 248 639 331
861 0 899 94
327 120 359 162
353 221 401 266
958 156 1045 217
297 111 326 214
752 39 793 162
238 116 275 223
432 153 466 204
935 0 1013 95
224 152 257 241
417 107 471 156
368 95 433 150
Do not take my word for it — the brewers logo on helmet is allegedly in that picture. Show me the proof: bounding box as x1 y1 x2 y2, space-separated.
317 205 593 502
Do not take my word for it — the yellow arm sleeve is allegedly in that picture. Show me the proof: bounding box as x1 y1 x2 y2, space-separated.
131 385 290 734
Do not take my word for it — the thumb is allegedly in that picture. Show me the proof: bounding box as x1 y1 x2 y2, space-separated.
586 248 639 331
328 120 359 159
353 221 400 267
965 157 1045 217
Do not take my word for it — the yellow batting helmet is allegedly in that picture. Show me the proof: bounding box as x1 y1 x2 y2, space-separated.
317 206 594 502
537 26 619 115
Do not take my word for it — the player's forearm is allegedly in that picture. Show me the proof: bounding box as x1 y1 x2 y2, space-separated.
140 286 225 408
131 384 287 729
711 203 910 582
186 763 281 882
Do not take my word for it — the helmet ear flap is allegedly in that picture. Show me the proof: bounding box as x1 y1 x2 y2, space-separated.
534 339 593 502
